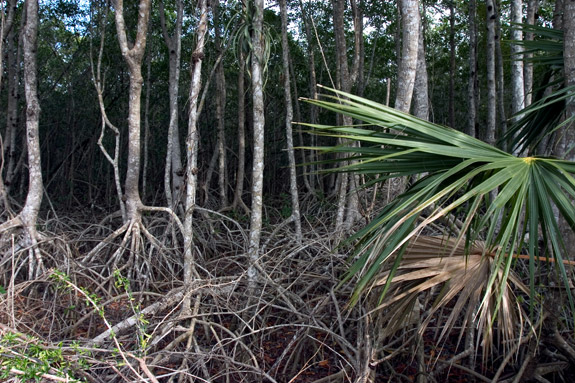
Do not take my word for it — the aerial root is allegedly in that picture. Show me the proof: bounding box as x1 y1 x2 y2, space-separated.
0 215 47 281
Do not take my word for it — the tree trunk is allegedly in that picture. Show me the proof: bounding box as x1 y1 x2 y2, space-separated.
448 1 456 128
332 0 350 233
510 0 525 120
413 5 429 121
20 0 43 277
183 0 208 302
0 0 16 90
280 0 302 243
1 0 18 214
91 3 126 220
554 0 564 30
510 0 525 154
3 17 20 200
232 49 249 214
467 0 478 138
332 0 363 233
560 0 575 255
299 0 318 192
114 0 152 221
395 0 419 113
247 0 266 283
160 0 184 211
142 31 152 202
486 0 497 145
495 1 507 145
524 0 538 107
214 2 228 209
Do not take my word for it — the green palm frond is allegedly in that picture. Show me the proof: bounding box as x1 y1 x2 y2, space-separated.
504 24 575 154
301 86 575 351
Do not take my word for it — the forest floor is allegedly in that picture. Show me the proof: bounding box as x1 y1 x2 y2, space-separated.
1 200 575 383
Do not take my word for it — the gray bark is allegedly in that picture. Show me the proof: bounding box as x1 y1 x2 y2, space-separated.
553 0 564 30
413 5 429 121
21 0 43 277
524 0 538 107
91 4 126 220
142 32 151 202
486 0 497 145
495 3 507 144
4 19 20 198
559 0 575 255
183 0 208 300
449 1 455 128
332 0 349 233
280 0 302 243
214 2 227 209
395 0 419 113
467 0 478 138
114 0 152 220
0 0 16 89
247 0 266 282
231 49 249 214
159 0 184 210
299 0 318 192
1 0 18 212
510 0 525 120
332 0 363 233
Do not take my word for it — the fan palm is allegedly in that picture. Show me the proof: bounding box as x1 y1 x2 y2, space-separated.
301 86 575 352
504 24 575 154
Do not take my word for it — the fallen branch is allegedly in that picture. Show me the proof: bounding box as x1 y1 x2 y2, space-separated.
4 367 79 382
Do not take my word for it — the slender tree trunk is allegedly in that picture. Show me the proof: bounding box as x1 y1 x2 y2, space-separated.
247 0 266 283
413 5 429 121
560 0 575 254
214 2 228 209
183 0 208 304
232 50 249 214
332 0 351 233
0 0 16 90
395 0 419 113
91 3 126 220
554 0 564 30
280 0 302 243
486 0 497 145
495 1 507 143
467 0 478 138
4 19 19 199
524 0 538 107
114 0 152 221
202 141 218 206
343 0 364 231
160 0 184 210
350 0 363 89
510 0 525 119
1 0 17 213
20 0 43 277
142 33 151 202
290 57 312 193
299 0 318 192
332 0 363 233
510 0 525 154
448 1 456 128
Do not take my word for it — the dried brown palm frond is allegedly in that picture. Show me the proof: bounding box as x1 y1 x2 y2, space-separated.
302 87 575 359
370 235 531 357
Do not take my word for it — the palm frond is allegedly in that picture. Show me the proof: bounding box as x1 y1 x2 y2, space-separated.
372 236 530 356
301 86 575 353
503 24 574 154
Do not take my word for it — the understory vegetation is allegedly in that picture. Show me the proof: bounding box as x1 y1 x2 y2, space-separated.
2 0 575 382
2 186 575 382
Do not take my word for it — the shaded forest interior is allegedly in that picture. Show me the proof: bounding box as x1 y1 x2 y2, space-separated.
1 0 575 382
